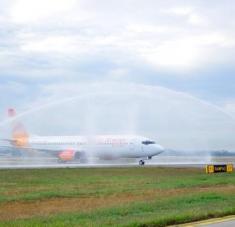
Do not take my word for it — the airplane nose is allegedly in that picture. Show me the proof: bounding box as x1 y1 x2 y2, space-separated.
155 144 165 154
141 143 165 156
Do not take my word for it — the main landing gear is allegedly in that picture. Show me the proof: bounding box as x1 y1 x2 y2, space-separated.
139 160 145 166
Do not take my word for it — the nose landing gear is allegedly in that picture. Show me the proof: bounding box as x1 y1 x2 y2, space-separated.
139 156 152 166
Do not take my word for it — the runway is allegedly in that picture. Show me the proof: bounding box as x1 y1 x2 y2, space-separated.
0 163 208 169
0 155 234 169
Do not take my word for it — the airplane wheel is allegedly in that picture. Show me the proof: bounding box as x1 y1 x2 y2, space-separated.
139 160 145 166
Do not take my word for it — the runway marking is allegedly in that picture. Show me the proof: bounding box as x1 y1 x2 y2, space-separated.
179 215 235 226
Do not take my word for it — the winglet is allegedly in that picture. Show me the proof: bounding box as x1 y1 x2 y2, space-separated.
8 108 16 118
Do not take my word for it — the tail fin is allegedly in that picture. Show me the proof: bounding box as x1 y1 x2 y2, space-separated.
8 108 29 147
8 108 16 117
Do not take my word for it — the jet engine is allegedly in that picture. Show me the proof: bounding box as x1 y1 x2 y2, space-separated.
58 149 75 161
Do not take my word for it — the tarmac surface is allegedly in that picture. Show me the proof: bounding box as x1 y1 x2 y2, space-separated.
0 163 207 169
0 155 234 169
179 215 235 227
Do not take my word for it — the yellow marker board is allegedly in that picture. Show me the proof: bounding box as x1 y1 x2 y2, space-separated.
206 164 233 173
227 164 233 173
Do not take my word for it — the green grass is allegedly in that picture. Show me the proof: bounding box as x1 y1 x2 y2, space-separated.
0 167 234 226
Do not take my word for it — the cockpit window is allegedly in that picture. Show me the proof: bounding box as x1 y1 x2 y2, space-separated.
142 140 156 145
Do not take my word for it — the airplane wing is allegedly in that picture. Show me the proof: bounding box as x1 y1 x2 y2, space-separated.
0 141 85 161
0 138 77 152
1 138 87 158
0 138 17 143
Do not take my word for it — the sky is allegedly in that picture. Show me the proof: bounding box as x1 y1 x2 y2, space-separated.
0 0 235 149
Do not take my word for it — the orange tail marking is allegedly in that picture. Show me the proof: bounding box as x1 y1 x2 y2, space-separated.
8 108 29 148
12 123 29 147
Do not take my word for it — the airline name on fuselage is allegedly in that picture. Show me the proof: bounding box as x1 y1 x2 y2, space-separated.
29 137 131 146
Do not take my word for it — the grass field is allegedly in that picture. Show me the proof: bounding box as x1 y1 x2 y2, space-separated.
0 167 234 226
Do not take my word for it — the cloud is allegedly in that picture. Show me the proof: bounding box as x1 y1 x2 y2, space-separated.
14 27 235 72
163 7 193 16
0 0 234 72
188 13 205 25
224 101 235 117
138 39 201 69
162 6 207 26
9 0 77 24
20 36 78 53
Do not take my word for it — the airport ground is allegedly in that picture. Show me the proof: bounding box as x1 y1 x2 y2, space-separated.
0 167 234 226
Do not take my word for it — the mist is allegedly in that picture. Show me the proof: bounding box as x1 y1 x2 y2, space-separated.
1 82 235 149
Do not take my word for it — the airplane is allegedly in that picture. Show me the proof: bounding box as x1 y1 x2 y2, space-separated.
1 108 164 165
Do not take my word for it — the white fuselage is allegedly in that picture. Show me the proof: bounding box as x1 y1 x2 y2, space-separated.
27 135 164 160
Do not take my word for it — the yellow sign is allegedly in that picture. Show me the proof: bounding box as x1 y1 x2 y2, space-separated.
206 164 233 173
227 164 233 173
